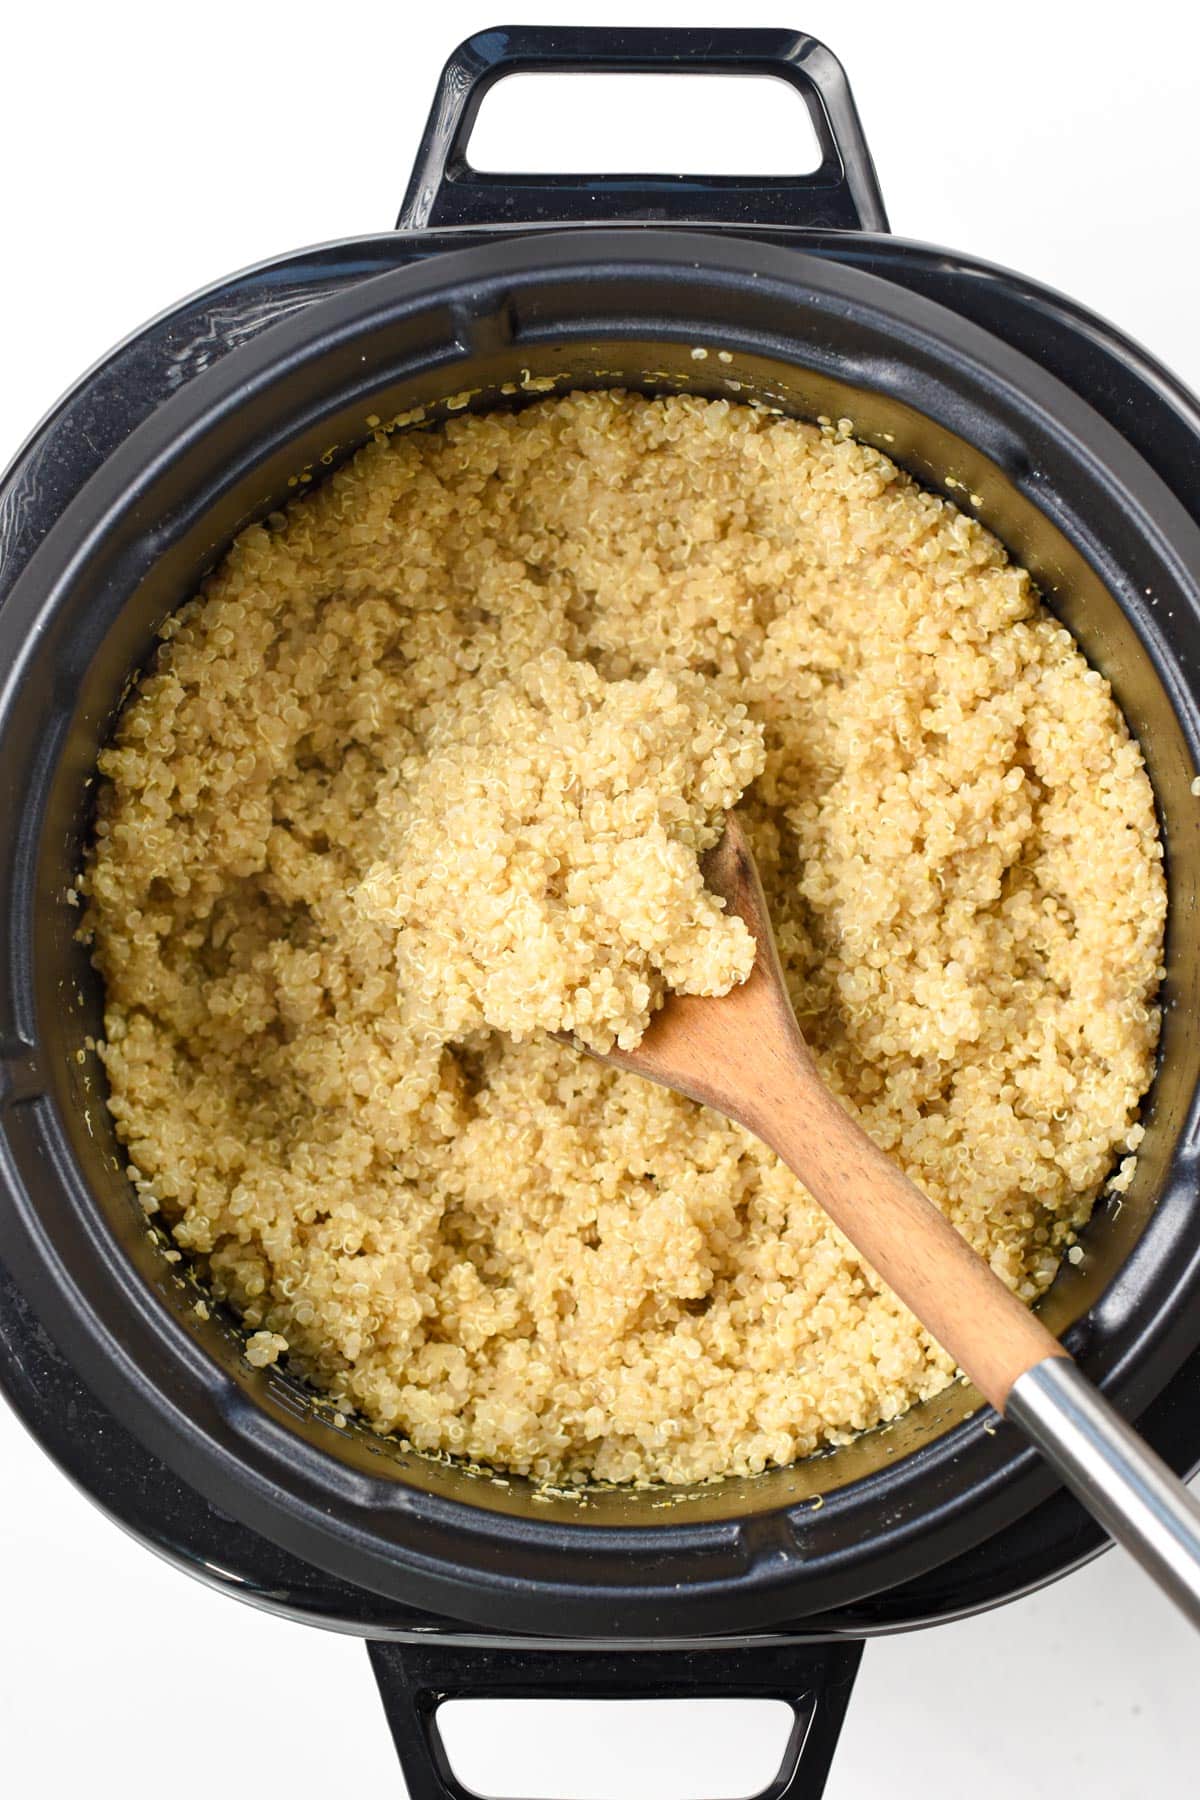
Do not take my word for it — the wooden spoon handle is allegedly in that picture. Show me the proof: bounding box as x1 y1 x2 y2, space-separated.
753 1061 1067 1413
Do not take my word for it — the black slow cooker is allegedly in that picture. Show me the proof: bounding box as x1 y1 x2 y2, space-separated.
3 26 1200 1798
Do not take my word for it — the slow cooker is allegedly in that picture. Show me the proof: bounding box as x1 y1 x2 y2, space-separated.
3 26 1200 1798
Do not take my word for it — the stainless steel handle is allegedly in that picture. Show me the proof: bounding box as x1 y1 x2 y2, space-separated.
1008 1357 1200 1628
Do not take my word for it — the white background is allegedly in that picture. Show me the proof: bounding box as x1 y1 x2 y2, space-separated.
2 2 1198 1795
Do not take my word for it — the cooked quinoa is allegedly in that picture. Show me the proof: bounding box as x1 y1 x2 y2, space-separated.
355 652 763 1053
84 392 1166 1486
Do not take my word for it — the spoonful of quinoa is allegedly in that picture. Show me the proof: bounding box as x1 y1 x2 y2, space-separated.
355 647 765 1050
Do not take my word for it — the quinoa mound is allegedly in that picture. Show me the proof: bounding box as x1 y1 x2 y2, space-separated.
355 650 763 1053
84 392 1166 1486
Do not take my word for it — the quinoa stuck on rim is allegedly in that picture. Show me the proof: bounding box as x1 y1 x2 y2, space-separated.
83 392 1166 1486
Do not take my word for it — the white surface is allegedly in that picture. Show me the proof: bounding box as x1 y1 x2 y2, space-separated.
2 2 1198 1795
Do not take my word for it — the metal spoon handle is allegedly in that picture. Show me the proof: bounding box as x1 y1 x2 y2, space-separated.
1008 1357 1200 1628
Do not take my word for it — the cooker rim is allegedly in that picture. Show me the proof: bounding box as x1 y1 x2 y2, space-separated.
3 224 1200 1636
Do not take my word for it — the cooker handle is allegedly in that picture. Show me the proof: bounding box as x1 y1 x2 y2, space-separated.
367 1635 863 1800
397 26 889 234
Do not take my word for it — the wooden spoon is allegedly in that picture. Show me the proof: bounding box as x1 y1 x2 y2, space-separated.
575 812 1200 1626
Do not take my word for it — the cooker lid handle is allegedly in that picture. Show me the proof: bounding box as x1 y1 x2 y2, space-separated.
368 1635 864 1800
397 26 890 235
